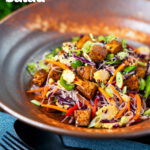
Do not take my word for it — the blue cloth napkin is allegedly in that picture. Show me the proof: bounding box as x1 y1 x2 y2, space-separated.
0 112 150 150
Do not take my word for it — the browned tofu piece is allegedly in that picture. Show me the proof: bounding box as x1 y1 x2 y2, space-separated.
124 75 139 91
89 44 108 62
136 65 147 78
76 80 97 99
74 110 91 126
105 40 123 54
77 35 91 49
77 66 96 81
32 69 48 86
49 65 62 81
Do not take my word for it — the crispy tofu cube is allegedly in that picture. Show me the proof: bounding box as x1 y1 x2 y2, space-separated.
136 65 147 78
77 66 96 81
105 40 123 54
89 44 108 62
32 69 48 86
74 110 91 126
124 75 139 91
76 80 97 99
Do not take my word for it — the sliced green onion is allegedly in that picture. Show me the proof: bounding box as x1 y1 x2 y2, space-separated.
121 39 127 49
117 52 128 60
145 75 150 101
71 60 83 69
82 41 93 53
31 100 41 106
105 60 121 65
137 61 147 66
105 87 114 97
89 33 96 42
116 72 123 88
72 36 80 42
105 35 117 43
144 109 150 116
139 78 146 91
106 53 114 60
97 35 105 42
59 75 74 91
45 47 61 59
39 60 49 72
120 116 130 125
123 65 136 74
122 86 127 94
27 62 37 74
88 115 101 128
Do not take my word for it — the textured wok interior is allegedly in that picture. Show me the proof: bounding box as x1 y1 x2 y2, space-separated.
0 0 150 138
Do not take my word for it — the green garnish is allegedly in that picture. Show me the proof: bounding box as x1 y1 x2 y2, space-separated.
122 86 127 94
105 35 117 43
123 65 136 74
31 100 41 106
137 61 147 66
39 60 49 72
46 91 51 97
145 75 150 101
121 39 127 49
116 72 123 88
143 109 150 116
45 47 61 59
106 53 115 60
117 52 128 60
105 87 114 97
71 60 83 69
59 75 74 91
120 116 130 125
138 78 146 91
27 62 37 74
82 41 93 53
105 60 121 65
100 82 105 88
97 36 105 42
89 33 96 42
72 36 80 42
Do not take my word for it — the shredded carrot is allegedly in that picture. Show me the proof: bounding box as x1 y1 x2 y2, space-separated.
127 100 130 112
45 59 69 70
128 93 135 98
77 93 93 109
109 84 123 104
116 105 128 119
26 87 44 93
133 94 141 120
108 60 128 84
42 85 49 98
41 104 68 112
98 86 114 103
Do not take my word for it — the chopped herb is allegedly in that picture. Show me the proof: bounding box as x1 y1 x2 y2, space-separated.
122 86 127 94
105 35 117 43
45 47 61 59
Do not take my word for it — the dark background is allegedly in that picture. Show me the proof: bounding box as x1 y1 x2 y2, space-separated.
0 0 30 20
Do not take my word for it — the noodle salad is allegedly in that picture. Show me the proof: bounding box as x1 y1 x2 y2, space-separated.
27 34 150 129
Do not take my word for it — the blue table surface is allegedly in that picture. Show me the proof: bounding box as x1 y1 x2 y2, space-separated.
0 112 150 150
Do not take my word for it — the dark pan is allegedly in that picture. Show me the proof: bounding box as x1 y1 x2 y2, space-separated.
0 0 150 138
